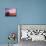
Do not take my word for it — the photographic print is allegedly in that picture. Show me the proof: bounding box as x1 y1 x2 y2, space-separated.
5 8 16 16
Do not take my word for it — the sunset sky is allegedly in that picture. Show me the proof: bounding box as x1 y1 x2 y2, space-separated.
6 8 16 14
8 9 16 13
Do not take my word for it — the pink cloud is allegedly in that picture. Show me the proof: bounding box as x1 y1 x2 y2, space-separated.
8 9 16 13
